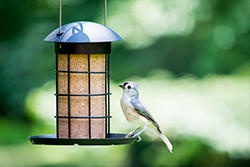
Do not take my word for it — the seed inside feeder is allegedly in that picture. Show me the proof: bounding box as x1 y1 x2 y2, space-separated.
57 54 106 139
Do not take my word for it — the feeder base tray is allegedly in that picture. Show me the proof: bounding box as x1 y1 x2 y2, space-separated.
29 134 137 145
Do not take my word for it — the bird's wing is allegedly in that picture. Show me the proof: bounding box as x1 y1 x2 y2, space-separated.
130 98 161 133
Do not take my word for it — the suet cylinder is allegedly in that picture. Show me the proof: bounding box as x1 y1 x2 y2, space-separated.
44 21 122 139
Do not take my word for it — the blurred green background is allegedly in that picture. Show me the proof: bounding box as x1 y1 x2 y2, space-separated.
0 0 249 166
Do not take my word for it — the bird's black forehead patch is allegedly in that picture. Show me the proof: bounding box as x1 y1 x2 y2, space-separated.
124 82 128 86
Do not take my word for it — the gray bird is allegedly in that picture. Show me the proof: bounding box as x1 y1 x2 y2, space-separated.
119 81 173 153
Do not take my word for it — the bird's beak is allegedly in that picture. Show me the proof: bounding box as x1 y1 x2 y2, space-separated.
118 84 124 89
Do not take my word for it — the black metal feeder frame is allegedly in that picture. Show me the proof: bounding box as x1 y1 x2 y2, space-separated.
29 21 137 145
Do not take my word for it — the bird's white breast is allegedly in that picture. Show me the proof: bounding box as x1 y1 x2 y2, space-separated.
120 93 139 123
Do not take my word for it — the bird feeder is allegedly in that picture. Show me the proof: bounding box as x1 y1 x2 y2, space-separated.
29 1 137 145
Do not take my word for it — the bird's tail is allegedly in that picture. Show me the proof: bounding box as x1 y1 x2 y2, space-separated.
160 133 173 153
152 121 173 153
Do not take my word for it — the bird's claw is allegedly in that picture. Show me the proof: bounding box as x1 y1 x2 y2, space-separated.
125 132 134 138
136 135 141 142
125 130 142 142
125 133 141 142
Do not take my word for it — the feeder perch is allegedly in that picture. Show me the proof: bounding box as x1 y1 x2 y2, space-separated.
29 21 137 145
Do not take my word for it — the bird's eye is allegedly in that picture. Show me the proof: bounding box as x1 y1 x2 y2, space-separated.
127 85 131 89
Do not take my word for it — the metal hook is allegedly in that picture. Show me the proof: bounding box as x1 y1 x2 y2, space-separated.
104 0 107 26
57 0 63 36
59 0 62 33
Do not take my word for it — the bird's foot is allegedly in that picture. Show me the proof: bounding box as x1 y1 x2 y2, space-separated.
125 132 141 142
125 132 135 138
136 136 141 142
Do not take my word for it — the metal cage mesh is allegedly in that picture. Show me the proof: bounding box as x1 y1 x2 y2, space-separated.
55 53 111 139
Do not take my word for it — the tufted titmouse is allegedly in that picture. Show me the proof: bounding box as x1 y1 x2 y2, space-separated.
119 81 173 153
